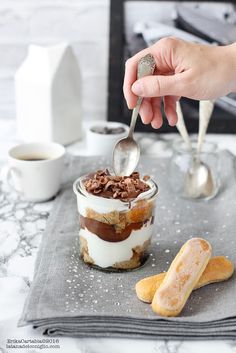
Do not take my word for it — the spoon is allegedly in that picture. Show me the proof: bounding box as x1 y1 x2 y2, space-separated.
185 100 215 199
176 101 192 151
112 54 156 176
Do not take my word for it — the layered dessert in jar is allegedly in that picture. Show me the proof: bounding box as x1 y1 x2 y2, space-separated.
73 170 158 270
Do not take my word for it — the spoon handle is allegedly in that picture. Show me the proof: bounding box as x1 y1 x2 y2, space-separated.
128 54 156 138
197 100 214 154
176 101 192 151
128 97 143 137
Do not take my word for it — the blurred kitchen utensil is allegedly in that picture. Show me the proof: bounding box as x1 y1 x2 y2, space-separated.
185 100 215 199
112 54 156 176
197 100 214 154
176 101 192 151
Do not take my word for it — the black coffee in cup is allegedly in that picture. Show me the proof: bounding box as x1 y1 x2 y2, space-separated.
18 156 51 162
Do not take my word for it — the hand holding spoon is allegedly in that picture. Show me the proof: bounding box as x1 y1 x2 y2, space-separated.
112 54 156 176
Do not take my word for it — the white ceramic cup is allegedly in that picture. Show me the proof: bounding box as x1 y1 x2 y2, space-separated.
7 142 65 202
86 121 129 156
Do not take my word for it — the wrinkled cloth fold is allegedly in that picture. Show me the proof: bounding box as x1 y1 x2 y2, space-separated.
19 154 236 339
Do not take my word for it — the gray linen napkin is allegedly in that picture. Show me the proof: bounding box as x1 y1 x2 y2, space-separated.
19 153 236 339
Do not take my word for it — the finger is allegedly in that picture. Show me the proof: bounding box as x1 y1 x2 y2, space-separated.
163 96 179 126
139 98 153 125
151 97 163 129
123 48 151 109
131 72 189 98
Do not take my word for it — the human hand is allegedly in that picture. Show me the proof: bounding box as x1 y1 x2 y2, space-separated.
123 37 236 128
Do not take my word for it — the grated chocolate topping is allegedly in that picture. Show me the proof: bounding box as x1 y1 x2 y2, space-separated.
83 170 150 201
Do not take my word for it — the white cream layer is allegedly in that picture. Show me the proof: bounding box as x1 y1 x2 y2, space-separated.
79 222 154 268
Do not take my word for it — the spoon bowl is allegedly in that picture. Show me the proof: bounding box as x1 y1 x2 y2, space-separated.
185 156 215 199
113 137 140 176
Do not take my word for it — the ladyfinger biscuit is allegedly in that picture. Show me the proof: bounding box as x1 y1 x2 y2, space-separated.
196 255 234 289
151 238 212 317
136 273 165 303
136 256 234 303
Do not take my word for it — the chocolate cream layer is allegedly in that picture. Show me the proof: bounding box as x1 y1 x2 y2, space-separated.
80 215 154 242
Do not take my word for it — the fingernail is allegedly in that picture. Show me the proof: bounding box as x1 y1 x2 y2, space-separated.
132 80 143 96
168 119 177 127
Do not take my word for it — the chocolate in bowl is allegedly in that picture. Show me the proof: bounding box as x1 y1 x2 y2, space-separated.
73 170 158 271
90 126 126 135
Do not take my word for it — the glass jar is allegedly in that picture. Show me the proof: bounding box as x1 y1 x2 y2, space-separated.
169 138 220 200
73 174 158 271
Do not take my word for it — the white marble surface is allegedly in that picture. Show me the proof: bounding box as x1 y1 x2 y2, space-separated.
0 119 236 353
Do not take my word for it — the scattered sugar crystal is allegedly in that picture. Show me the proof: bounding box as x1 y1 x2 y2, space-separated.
165 249 170 253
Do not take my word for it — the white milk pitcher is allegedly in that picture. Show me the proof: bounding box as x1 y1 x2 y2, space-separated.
15 43 82 145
